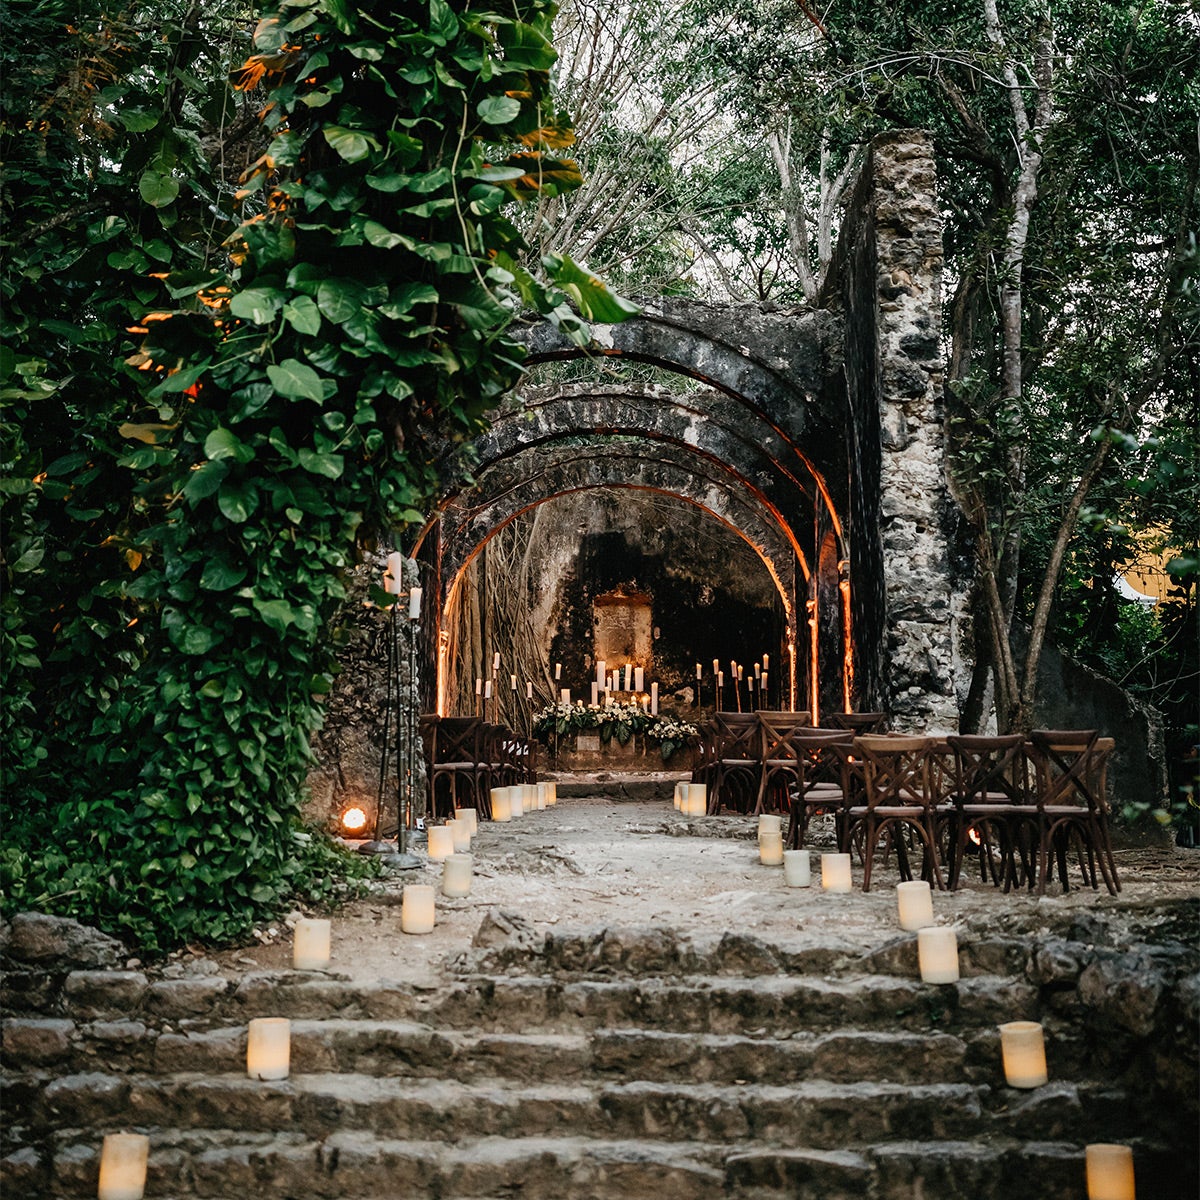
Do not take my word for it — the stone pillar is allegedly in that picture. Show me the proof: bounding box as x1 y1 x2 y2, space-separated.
835 131 965 731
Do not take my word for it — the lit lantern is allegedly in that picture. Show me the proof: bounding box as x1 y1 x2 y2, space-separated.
896 880 935 931
491 787 512 822
684 783 707 817
917 926 960 983
246 1017 290 1080
338 806 368 837
292 918 331 970
401 884 435 934
998 1020 1048 1088
1086 1144 1135 1200
448 818 470 853
442 853 473 898
97 1132 149 1200
783 849 811 887
821 852 852 892
509 786 524 819
759 830 784 865
458 807 478 835
427 825 454 861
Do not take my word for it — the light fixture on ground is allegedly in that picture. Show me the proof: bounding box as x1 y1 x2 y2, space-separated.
98 1131 149 1200
442 853 473 898
401 884 436 934
896 880 935 930
246 1018 290 1080
1086 1144 1135 1200
998 1020 1048 1088
292 918 331 970
917 926 960 983
783 849 811 886
338 806 368 837
821 852 852 892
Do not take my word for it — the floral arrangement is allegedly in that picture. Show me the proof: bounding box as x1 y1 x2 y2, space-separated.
532 703 699 762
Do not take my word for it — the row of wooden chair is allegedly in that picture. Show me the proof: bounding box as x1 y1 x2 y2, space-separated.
419 715 537 821
776 730 1120 896
691 711 888 815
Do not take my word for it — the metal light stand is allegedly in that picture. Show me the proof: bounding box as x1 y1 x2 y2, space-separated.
373 600 398 844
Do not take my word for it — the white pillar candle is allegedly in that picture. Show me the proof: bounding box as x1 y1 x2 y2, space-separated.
484 680 492 699
475 677 482 695
673 781 684 810
718 670 724 686
98 1132 149 1200
509 785 524 818
560 688 570 705
696 662 702 679
759 830 784 865
384 551 404 595
555 662 561 680
1086 1144 1136 1200
821 852 852 892
917 926 960 983
520 783 537 812
246 1017 290 1080
442 852 473 898
758 814 783 839
401 884 435 934
547 782 557 805
738 664 744 680
763 653 769 669
537 783 551 808
596 659 606 685
591 682 599 705
896 880 935 931
526 680 533 699
650 683 658 715
510 673 518 691
448 817 471 853
458 807 478 835
292 917 331 970
783 849 811 887
998 1020 1048 1088
712 658 719 674
491 787 512 822
624 663 632 690
634 666 644 692
493 651 500 671
427 824 454 861
408 585 422 620
684 783 707 816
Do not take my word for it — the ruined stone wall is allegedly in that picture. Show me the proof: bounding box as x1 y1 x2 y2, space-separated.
825 130 967 731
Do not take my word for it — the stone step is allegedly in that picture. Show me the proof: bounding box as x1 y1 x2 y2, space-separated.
19 1129 1193 1200
51 968 1038 1034
24 1071 1141 1149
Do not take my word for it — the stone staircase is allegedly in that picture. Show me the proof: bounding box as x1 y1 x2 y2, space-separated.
3 903 1197 1199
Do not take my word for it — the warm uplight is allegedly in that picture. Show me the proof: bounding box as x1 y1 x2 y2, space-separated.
339 806 368 835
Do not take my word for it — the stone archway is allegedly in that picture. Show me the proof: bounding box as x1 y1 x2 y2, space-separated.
412 131 967 733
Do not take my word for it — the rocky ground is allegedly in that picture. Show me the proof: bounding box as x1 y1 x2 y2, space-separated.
211 792 1200 986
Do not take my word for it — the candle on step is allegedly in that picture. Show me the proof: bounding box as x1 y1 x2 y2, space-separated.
896 880 935 931
246 1017 290 1080
758 813 782 839
650 683 658 715
1086 1144 1135 1200
98 1132 149 1200
759 829 783 865
491 787 512 822
458 807 478 835
442 853 473 898
998 1021 1048 1088
449 817 471 853
783 849 811 887
821 852 852 892
427 824 454 861
634 666 644 692
917 926 960 983
292 917 331 970
401 884 435 934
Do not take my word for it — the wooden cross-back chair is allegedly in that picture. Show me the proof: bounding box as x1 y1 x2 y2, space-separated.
422 716 488 820
844 735 943 891
756 711 813 814
1027 729 1120 896
786 728 855 850
711 712 762 813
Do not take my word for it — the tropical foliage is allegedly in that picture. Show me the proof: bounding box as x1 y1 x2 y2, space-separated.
1 0 633 950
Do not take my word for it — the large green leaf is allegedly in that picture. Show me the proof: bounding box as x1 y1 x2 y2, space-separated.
543 254 641 324
229 287 284 324
316 279 365 324
282 296 321 335
267 359 325 401
323 126 379 162
139 172 180 208
477 96 521 126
